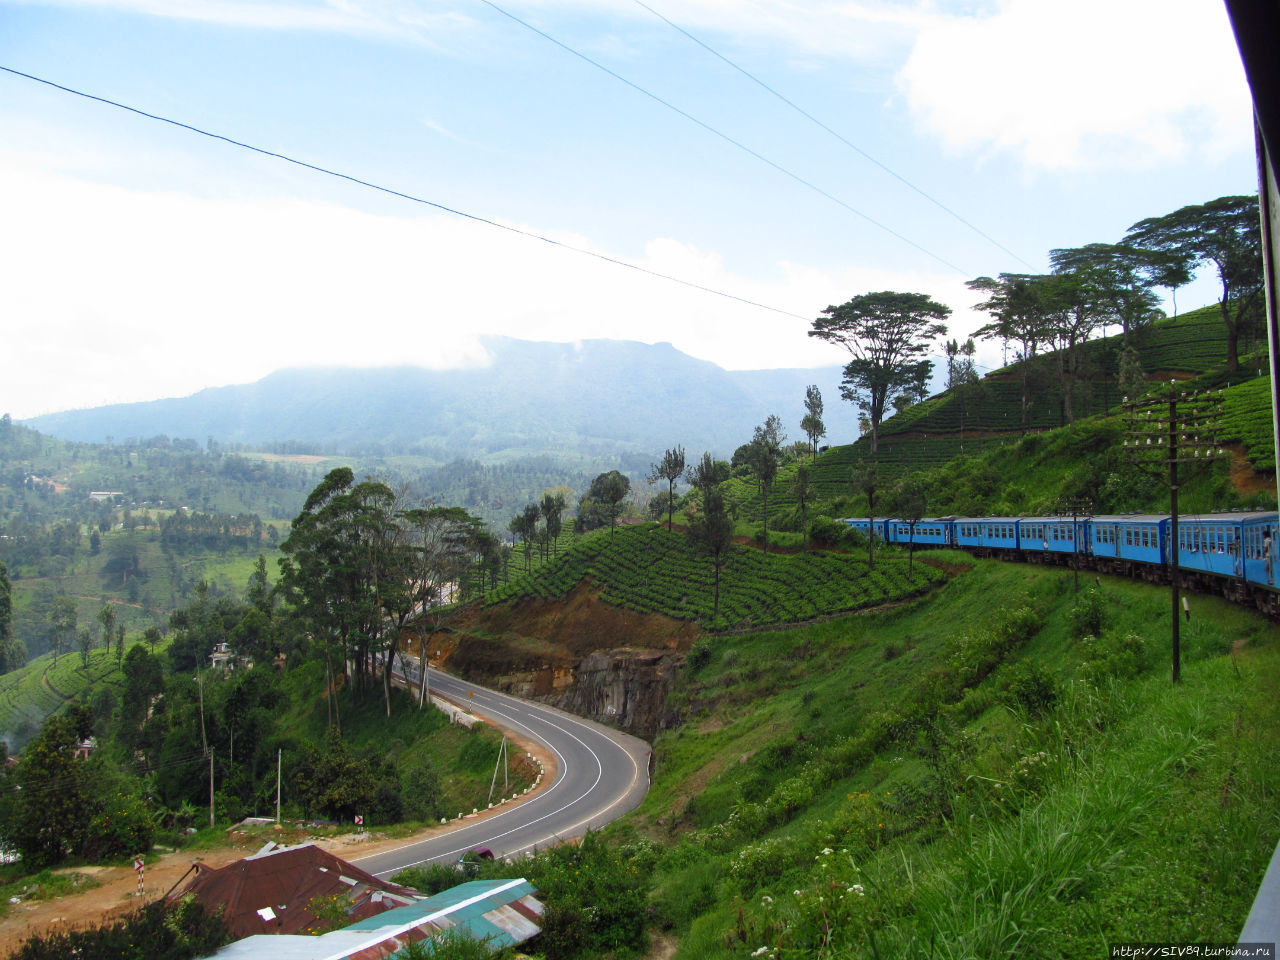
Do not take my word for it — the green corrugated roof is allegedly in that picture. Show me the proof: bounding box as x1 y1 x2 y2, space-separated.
345 878 538 952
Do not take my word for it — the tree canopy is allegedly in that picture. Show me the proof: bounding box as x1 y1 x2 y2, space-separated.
647 446 686 531
810 291 949 454
1125 195 1264 371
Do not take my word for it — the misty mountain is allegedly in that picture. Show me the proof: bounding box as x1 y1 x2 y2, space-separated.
24 338 860 460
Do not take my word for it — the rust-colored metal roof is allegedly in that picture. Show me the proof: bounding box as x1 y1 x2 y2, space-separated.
172 843 418 939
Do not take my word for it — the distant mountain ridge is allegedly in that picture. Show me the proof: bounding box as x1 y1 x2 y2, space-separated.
24 337 858 459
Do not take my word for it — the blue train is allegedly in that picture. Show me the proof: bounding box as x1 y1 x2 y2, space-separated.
844 511 1280 613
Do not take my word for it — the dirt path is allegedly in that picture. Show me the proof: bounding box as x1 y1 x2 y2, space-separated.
0 708 560 955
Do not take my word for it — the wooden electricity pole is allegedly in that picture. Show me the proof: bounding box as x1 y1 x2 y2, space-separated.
1123 385 1224 683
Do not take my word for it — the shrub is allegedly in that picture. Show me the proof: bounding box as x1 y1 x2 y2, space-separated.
654 858 723 928
809 516 864 548
1069 587 1108 639
999 660 1059 717
729 836 799 892
1079 631 1150 684
401 756 443 822
9 897 228 959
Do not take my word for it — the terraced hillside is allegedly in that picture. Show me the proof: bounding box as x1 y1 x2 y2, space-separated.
728 305 1276 516
0 646 131 747
484 523 945 632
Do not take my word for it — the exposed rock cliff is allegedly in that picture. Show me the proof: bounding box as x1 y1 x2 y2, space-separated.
494 648 683 740
438 583 694 740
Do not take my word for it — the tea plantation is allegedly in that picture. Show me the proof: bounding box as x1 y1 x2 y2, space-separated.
484 523 945 631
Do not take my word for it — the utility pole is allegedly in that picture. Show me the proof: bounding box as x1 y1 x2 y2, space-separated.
209 751 215 829
275 748 281 824
197 672 207 757
1124 385 1225 683
1057 496 1092 594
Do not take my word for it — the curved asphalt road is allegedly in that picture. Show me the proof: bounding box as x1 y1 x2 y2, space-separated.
352 668 651 880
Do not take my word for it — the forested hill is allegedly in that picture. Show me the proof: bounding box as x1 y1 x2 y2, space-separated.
22 338 857 459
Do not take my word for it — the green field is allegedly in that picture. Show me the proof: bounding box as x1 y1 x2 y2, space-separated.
484 523 945 631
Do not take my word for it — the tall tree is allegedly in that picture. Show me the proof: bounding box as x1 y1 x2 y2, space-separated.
801 385 826 461
750 417 786 555
47 596 77 667
1040 271 1107 424
686 452 729 498
97 603 117 654
0 562 21 675
246 554 274 615
968 273 1054 432
77 627 93 668
687 488 734 621
647 446 686 532
888 474 927 581
1049 243 1163 343
279 468 396 729
792 463 814 550
1125 195 1264 371
944 338 980 450
0 707 95 868
589 471 631 535
850 462 881 572
810 291 949 454
540 490 568 555
509 504 541 572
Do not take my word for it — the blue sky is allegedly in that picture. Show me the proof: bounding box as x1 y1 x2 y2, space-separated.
0 0 1258 420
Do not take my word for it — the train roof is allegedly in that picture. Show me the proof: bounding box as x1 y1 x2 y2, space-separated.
1090 514 1168 523
1015 515 1092 523
1177 512 1278 523
1092 512 1279 524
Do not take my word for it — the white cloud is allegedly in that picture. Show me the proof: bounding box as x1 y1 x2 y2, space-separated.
0 158 976 419
1 0 479 43
896 0 1253 171
1 0 929 59
0 160 972 419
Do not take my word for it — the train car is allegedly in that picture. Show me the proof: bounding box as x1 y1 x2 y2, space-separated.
1238 512 1279 589
885 518 954 547
1018 517 1089 557
842 517 890 542
1173 513 1248 580
953 517 1020 553
1091 515 1167 573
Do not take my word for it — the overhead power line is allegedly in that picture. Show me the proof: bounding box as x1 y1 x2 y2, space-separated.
476 0 969 276
0 64 810 323
630 0 1037 271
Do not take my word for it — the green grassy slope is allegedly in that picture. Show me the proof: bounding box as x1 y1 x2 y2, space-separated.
618 556 1280 957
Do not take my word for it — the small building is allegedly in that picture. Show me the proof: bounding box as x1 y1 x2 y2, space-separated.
210 642 250 673
212 878 545 959
172 843 418 940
